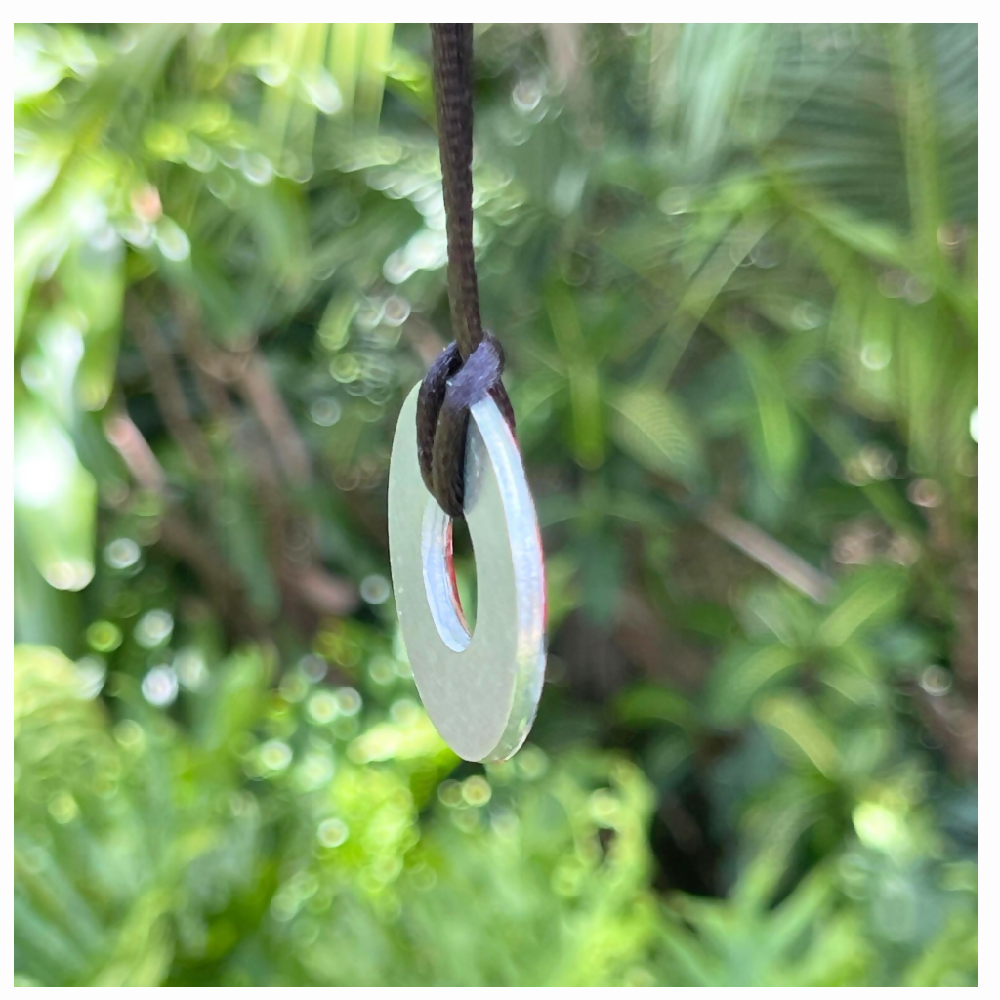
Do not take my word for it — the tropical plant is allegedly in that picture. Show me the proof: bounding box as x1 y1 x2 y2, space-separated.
14 23 977 986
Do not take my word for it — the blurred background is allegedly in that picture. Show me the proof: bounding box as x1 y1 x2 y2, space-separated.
13 23 977 986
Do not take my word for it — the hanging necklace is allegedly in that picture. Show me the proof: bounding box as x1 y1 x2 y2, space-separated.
387 23 546 763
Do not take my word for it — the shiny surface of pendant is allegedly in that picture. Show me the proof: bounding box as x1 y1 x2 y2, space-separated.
388 385 546 762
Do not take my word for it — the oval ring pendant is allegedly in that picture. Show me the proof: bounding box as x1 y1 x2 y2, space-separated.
388 385 546 762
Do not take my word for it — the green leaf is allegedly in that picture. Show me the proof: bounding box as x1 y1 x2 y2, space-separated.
60 238 125 412
755 691 839 776
703 643 803 727
818 565 908 647
610 386 703 487
615 685 694 730
14 398 96 593
740 340 806 497
546 282 605 469
14 646 174 986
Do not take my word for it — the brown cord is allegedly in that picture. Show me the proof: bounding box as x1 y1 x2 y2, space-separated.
430 22 480 358
416 23 515 519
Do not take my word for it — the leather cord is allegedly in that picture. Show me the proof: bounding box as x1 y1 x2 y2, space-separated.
416 23 516 519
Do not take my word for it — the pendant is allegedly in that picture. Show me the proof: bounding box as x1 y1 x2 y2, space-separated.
388 385 546 762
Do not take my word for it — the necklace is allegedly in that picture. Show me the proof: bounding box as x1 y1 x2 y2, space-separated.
388 24 546 762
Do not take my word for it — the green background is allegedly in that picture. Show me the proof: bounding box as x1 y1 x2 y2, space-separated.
14 23 977 986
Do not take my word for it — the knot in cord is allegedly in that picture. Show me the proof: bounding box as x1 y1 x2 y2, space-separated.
416 332 516 519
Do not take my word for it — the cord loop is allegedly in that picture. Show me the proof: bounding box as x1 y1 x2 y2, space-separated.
416 23 516 518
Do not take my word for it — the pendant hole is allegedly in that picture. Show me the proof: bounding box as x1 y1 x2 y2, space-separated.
422 500 474 652
449 517 478 634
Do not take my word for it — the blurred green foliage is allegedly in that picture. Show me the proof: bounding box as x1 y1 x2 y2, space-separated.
14 23 976 986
